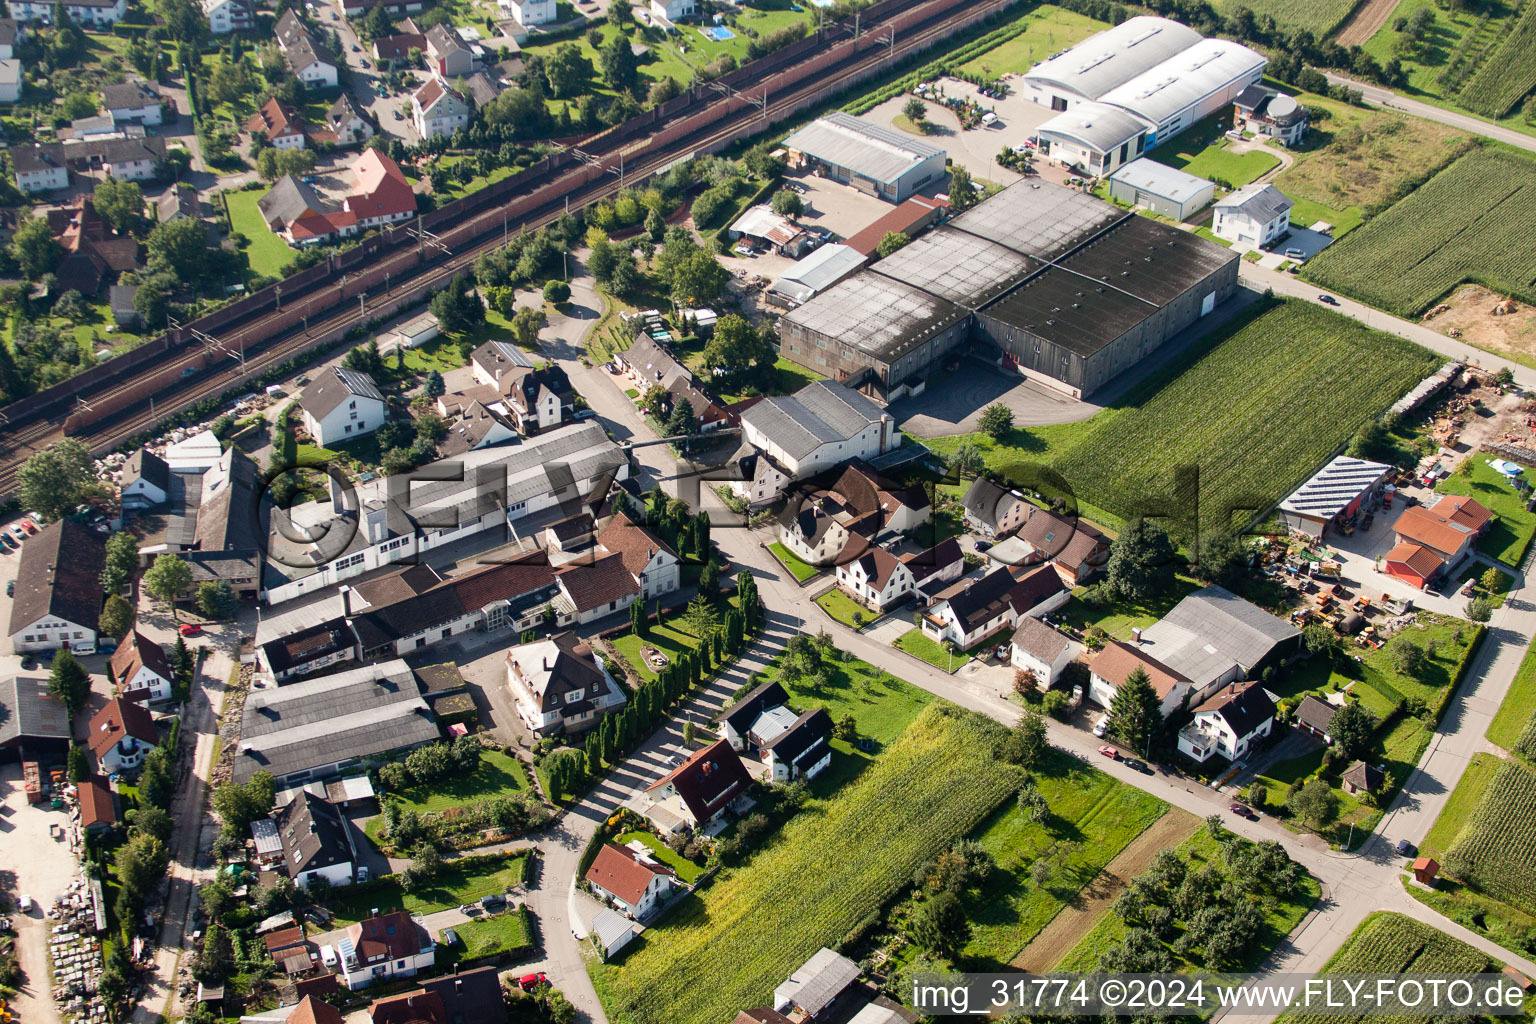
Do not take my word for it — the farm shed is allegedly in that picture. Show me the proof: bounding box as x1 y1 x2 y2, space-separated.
1137 584 1300 705
1277 456 1395 539
782 112 947 205
767 244 867 309
1108 159 1216 220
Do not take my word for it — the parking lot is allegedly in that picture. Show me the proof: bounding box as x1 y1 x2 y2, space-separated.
889 355 1098 436
2 762 84 1024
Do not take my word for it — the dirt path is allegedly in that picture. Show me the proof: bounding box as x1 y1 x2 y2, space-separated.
1336 0 1398 47
1010 809 1202 972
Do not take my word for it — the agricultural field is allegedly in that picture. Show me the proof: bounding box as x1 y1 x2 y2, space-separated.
588 704 1025 1024
1488 642 1536 753
1213 0 1361 36
957 5 1107 77
1303 149 1536 316
1287 913 1497 1024
1444 757 1536 914
1452 1 1536 118
1422 752 1501 861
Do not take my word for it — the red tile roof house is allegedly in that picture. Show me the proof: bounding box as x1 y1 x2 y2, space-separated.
76 775 119 835
640 739 753 834
108 631 175 703
333 910 435 990
88 698 158 774
1087 641 1193 720
1392 496 1491 570
585 841 679 918
1381 541 1444 590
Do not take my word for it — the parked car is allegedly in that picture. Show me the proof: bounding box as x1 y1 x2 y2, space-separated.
974 540 992 552
355 866 369 882
480 893 506 911
19 520 36 535
17 896 32 913
20 657 35 670
6 581 12 597
1229 802 1255 820
441 928 460 948
179 623 203 637
1318 294 1340 306
1124 758 1152 775
1396 839 1416 857
518 973 549 992
0 534 17 551
1097 745 1118 759
994 643 1011 661
1092 714 1109 738
1285 248 1306 259
9 525 27 543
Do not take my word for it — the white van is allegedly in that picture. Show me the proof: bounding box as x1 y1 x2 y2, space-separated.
981 111 998 127
1092 714 1110 738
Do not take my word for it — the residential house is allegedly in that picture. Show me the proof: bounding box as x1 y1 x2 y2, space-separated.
470 339 536 390
88 698 158 774
333 910 435 990
552 553 641 625
1294 694 1341 743
1087 640 1192 719
1212 183 1292 247
585 842 678 918
9 519 106 654
77 776 118 835
595 510 680 600
372 31 426 67
109 631 175 704
369 991 445 1024
341 0 428 15
103 80 161 125
9 0 126 26
184 551 262 602
425 24 475 78
230 660 440 786
960 478 1031 539
259 150 417 246
0 676 71 762
665 378 731 433
257 617 359 684
718 679 789 750
503 365 574 434
462 70 506 109
11 144 69 192
504 0 555 26
640 739 752 834
247 98 309 150
901 537 965 596
415 966 506 1024
1175 681 1276 763
0 20 26 60
774 948 861 1019
504 631 627 736
1382 541 1443 590
299 367 387 447
411 78 469 140
1341 760 1384 796
836 547 917 612
0 59 21 103
760 708 832 782
271 790 358 889
1232 85 1307 145
157 186 202 224
1009 616 1075 688
1393 495 1491 570
277 13 339 89
120 447 170 509
616 336 692 393
326 95 374 146
1136 584 1301 705
1014 506 1110 585
735 382 900 506
921 564 1068 649
437 400 519 457
48 193 144 294
203 0 254 33
651 0 698 23
779 461 928 571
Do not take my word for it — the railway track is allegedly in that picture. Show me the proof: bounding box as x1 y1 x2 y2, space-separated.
0 0 1018 497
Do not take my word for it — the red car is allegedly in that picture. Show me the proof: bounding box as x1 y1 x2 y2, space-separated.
19 520 37 535
518 973 549 992
1098 745 1118 760
178 623 203 637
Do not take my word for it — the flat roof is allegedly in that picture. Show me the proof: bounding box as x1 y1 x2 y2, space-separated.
782 111 946 185
1108 158 1214 202
948 180 1124 261
1099 38 1266 127
978 264 1158 358
783 270 966 364
1022 16 1202 100
871 226 1039 309
1053 213 1237 307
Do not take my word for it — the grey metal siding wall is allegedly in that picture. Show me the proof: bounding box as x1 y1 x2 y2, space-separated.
780 319 884 382
893 151 949 203
972 317 1088 392
886 318 971 383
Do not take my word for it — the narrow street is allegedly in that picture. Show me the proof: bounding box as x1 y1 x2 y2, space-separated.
1319 72 1536 155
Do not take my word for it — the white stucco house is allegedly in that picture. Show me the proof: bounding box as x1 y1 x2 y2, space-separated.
8 519 105 655
1176 682 1277 763
103 80 162 126
650 0 697 21
9 0 126 25
333 911 435 990
585 842 677 918
88 699 158 774
735 381 900 506
505 632 627 736
1010 617 1076 689
1087 640 1193 720
835 547 916 613
504 0 555 25
1212 183 1293 247
271 791 358 890
109 631 176 704
298 367 387 447
411 78 470 140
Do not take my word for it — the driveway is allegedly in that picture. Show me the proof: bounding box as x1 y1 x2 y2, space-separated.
888 356 1098 435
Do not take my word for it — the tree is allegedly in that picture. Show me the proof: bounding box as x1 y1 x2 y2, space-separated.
1388 636 1424 676
1002 708 1048 769
144 553 193 611
543 279 570 304
20 439 99 521
902 96 927 123
424 370 446 398
67 744 91 783
1347 419 1396 463
665 397 698 438
682 594 718 638
61 91 98 120
743 142 785 180
1287 777 1338 828
979 402 1013 441
1194 529 1248 588
48 648 91 718
1106 665 1163 756
146 216 209 282
10 215 62 280
129 804 173 844
93 177 144 235
947 441 984 478
908 890 969 955
682 720 696 745
948 164 978 212
212 771 275 836
1328 701 1374 760
1302 622 1341 659
770 189 803 218
99 594 136 641
630 596 647 637
1104 518 1178 604
510 304 546 348
543 42 592 97
117 831 171 902
197 580 238 620
1480 567 1504 594
876 231 910 258
102 531 140 594
670 250 729 306
429 274 485 334
599 30 638 95
135 283 170 330
1466 596 1493 623
700 313 773 376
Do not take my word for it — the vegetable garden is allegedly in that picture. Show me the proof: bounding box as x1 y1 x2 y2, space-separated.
590 704 1025 1024
1303 150 1536 316
1444 758 1536 914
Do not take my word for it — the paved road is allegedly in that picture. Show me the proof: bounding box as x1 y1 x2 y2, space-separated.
1321 72 1536 155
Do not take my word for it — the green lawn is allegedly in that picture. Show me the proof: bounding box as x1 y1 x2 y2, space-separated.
1488 641 1536 753
1058 577 1199 643
749 648 933 751
814 588 873 629
718 357 824 404
1158 122 1280 187
364 750 531 842
1422 751 1501 861
964 757 1169 967
767 542 820 583
224 189 296 278
1436 457 1536 567
330 853 530 924
611 599 738 683
1452 561 1514 608
449 906 534 962
1284 194 1365 238
893 627 972 673
957 5 1106 77
615 830 705 884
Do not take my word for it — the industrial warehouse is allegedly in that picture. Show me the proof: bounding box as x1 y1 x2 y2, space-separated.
777 179 1240 400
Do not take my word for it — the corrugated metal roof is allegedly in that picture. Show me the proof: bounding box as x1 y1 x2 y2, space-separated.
872 226 1038 308
1036 101 1151 154
782 111 945 185
1148 584 1299 675
1099 38 1265 126
948 179 1123 261
783 271 965 362
1023 16 1202 100
1108 158 1214 202
740 381 885 461
775 243 867 295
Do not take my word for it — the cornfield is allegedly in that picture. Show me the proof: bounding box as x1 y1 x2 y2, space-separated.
1048 302 1436 540
1456 0 1536 118
594 704 1025 1024
1304 150 1536 316
1444 758 1536 913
